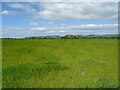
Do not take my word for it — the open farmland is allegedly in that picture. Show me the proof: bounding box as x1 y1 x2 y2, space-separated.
2 39 118 88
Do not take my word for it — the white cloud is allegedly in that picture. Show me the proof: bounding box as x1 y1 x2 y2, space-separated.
8 3 36 13
2 2 118 38
35 2 118 22
67 24 118 30
2 10 9 15
2 0 119 2
3 27 47 38
3 24 118 38
31 24 118 31
59 30 65 32
30 22 39 26
4 24 118 32
6 2 118 22
8 26 24 30
31 27 47 30
2 10 19 15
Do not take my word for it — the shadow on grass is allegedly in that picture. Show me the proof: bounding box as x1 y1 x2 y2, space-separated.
96 75 118 88
3 62 69 88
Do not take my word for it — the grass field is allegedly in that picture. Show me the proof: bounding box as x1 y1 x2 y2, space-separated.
2 39 118 88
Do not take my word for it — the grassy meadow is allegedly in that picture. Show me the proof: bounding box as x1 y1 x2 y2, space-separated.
2 39 118 88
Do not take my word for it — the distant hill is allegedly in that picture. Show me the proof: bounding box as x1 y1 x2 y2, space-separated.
24 34 119 39
86 34 119 37
25 35 61 39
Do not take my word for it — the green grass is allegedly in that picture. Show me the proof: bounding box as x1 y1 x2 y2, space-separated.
2 39 118 88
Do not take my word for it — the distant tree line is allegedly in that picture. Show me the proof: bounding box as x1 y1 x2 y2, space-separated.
61 35 80 39
2 35 120 39
61 35 120 39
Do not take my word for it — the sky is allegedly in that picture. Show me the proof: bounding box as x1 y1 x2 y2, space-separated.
1 2 118 38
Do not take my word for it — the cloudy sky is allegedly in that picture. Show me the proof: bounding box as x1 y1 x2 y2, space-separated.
1 2 118 38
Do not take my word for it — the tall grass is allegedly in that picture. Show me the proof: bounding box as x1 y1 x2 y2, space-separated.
2 39 118 88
